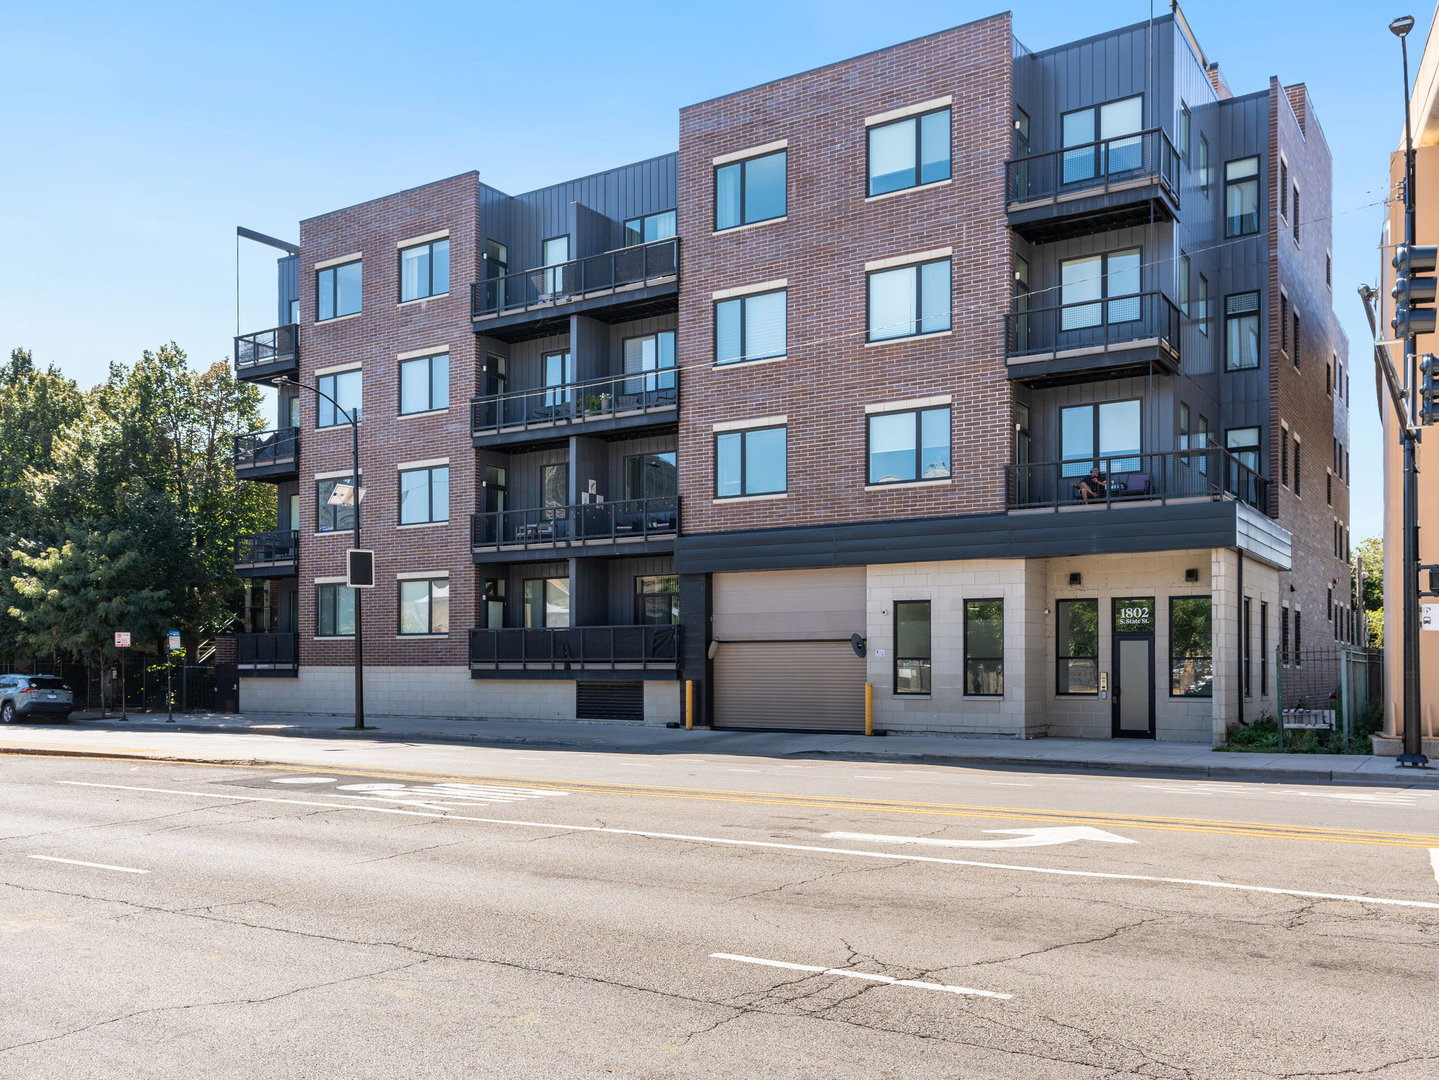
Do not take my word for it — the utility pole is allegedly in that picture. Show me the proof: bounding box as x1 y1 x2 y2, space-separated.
1385 14 1431 767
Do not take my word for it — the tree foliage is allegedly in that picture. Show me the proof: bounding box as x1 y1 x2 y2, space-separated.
1355 536 1383 648
2 344 272 661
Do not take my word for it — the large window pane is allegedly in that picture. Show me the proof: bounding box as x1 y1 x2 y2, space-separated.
1226 292 1260 370
744 151 786 223
399 581 431 634
1106 249 1141 323
964 599 1004 696
894 600 931 694
399 469 429 525
919 110 951 184
869 412 916 483
745 426 787 494
715 299 742 363
1225 158 1259 237
716 432 743 497
1171 596 1213 696
318 370 361 427
1062 108 1096 183
868 119 916 196
335 261 362 317
400 246 428 302
1061 256 1102 329
715 163 741 230
430 354 449 410
920 408 950 479
746 290 787 359
1101 96 1144 173
400 355 447 415
869 266 916 341
1056 599 1099 694
919 260 951 334
546 579 570 628
1060 405 1095 474
431 239 449 296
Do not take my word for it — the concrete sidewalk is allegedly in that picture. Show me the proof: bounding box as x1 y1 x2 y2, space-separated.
13 708 1434 788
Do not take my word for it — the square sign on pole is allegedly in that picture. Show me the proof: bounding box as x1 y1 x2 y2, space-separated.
346 549 375 588
168 630 183 653
114 632 131 649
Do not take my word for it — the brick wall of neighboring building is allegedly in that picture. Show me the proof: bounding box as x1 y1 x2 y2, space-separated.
675 14 1015 536
1266 80 1350 645
295 172 480 670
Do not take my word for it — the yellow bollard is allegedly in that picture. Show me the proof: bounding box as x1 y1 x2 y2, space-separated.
685 679 694 730
865 681 873 736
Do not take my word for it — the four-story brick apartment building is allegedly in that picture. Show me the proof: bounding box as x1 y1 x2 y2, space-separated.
230 4 1349 742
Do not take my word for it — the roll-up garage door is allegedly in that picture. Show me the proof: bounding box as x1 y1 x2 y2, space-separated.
713 640 866 732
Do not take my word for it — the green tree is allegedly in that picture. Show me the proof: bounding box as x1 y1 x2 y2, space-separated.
1355 536 1383 648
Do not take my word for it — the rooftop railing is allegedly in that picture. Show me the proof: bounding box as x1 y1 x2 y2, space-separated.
471 237 678 319
1006 128 1179 208
471 370 678 437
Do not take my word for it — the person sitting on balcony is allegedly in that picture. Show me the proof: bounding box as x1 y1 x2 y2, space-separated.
1076 466 1107 502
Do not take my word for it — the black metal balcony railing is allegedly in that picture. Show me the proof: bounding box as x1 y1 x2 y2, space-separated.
234 324 299 373
1006 128 1180 207
471 497 679 550
1005 291 1181 363
471 371 678 436
234 530 299 569
233 427 299 473
469 625 680 671
471 237 679 319
237 632 298 668
1005 447 1267 513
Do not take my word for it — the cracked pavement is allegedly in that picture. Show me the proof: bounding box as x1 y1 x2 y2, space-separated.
1 744 1437 1079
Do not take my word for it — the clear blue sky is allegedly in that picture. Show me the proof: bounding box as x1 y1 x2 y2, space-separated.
0 0 1421 542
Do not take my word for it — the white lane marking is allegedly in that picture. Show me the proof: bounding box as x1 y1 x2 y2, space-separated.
1135 783 1418 806
28 855 148 874
270 777 337 785
710 953 1011 999
990 783 1034 788
824 827 1136 850
1431 849 1439 887
56 781 1439 911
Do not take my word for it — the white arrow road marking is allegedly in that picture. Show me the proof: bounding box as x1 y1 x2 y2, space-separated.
28 855 148 874
823 827 1137 849
710 953 1011 999
57 782 1439 910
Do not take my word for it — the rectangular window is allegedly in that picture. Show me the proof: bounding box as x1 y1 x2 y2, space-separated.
543 350 574 406
1197 275 1209 336
399 578 449 635
867 407 950 485
622 331 677 393
523 577 570 628
1281 428 1289 487
316 476 358 533
1225 157 1260 237
1280 160 1288 218
1179 253 1190 316
1327 472 1333 506
1225 292 1259 370
542 236 569 294
1059 248 1140 330
1281 605 1290 663
867 259 951 341
635 575 680 626
1326 362 1332 397
399 465 449 525
399 238 449 302
1198 134 1209 195
1179 403 1190 460
624 451 678 501
715 150 787 230
1196 414 1209 474
1226 426 1260 473
1328 586 1334 622
317 260 362 321
1294 439 1301 496
316 583 355 637
894 600 932 694
1056 599 1099 695
1179 103 1190 161
964 599 1004 696
399 353 449 415
1280 295 1288 353
289 298 300 325
1170 596 1213 697
715 289 787 364
1293 310 1300 368
541 463 568 510
1060 399 1141 476
1260 600 1269 693
1326 252 1332 288
1296 612 1303 660
868 108 951 196
1293 187 1300 243
1061 94 1143 183
623 210 677 247
715 425 787 498
317 369 361 427
1243 596 1253 698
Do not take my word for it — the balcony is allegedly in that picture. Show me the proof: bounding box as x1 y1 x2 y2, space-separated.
470 238 679 342
234 530 299 577
1006 129 1180 242
1005 447 1268 514
471 497 678 561
1005 291 1180 385
233 427 299 481
236 632 298 675
469 625 680 678
234 324 299 383
471 371 678 449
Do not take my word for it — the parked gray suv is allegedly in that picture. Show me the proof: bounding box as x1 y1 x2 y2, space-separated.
0 674 75 722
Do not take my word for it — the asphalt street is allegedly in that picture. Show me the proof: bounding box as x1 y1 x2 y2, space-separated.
2 738 1437 1079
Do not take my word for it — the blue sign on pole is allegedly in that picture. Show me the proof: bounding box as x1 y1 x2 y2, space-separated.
168 630 182 653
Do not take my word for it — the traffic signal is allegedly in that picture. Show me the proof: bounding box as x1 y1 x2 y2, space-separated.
1421 353 1439 425
1392 244 1439 338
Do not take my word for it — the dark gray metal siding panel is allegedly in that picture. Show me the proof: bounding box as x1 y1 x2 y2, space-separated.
276 255 299 325
675 501 1247 574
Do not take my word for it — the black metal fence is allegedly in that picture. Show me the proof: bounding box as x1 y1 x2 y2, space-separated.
471 237 679 319
234 324 298 372
234 427 299 473
236 632 298 670
234 530 299 571
469 625 680 671
1005 290 1181 362
0 655 222 714
471 370 678 436
1006 127 1180 206
471 496 679 550
1274 646 1383 747
1006 447 1267 513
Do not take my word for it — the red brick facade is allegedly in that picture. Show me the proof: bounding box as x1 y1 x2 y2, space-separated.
676 16 1015 535
294 173 480 669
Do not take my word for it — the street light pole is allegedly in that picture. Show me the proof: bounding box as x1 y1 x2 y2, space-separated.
276 376 364 730
1391 15 1429 766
